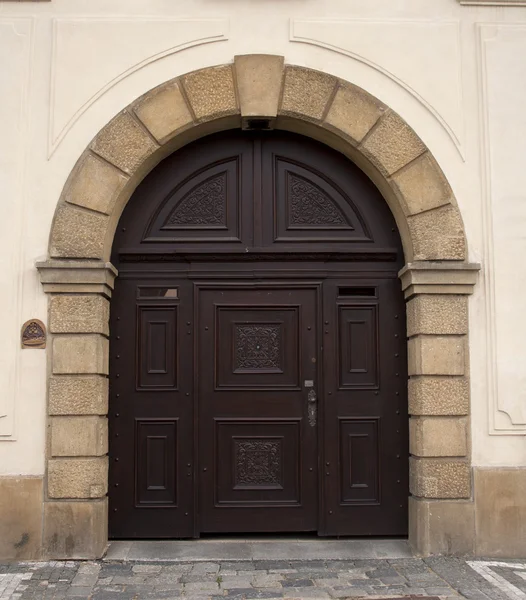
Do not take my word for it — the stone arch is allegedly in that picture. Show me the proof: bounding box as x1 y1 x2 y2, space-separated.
48 56 465 263
38 55 479 559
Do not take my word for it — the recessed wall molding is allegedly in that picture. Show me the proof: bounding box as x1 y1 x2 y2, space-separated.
290 18 465 159
0 18 33 440
477 23 526 434
48 18 229 158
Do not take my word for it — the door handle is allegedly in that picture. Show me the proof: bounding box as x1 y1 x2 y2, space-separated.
307 388 317 427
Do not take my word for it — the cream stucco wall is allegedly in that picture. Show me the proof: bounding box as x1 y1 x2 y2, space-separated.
1 0 526 478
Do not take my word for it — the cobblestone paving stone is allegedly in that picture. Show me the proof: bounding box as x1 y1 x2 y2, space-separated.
1 558 525 600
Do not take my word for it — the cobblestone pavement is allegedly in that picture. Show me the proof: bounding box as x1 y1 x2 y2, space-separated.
2 558 526 600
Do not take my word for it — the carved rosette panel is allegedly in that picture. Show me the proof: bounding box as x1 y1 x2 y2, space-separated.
234 324 281 371
164 173 226 227
287 173 348 226
235 439 282 486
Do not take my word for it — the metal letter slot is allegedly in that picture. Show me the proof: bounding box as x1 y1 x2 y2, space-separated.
304 380 314 388
307 388 317 427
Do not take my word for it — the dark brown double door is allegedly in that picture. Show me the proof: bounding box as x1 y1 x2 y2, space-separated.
108 129 408 539
109 275 407 538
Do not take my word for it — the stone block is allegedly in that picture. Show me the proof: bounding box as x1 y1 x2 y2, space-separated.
474 467 526 557
50 296 109 335
134 80 193 144
91 110 159 175
407 295 468 336
182 65 238 121
408 376 469 416
50 204 108 260
52 335 108 375
43 499 107 559
48 457 108 499
64 152 128 215
410 457 471 498
408 335 465 376
280 66 337 121
408 205 466 261
390 153 454 216
49 376 108 415
409 496 474 556
324 82 385 145
0 477 43 560
409 416 468 457
50 416 108 457
235 54 284 118
360 110 426 176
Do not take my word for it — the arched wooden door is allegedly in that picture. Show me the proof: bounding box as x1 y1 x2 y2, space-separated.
109 130 408 539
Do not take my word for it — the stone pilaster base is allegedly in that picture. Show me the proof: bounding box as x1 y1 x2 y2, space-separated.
43 498 108 559
409 496 474 555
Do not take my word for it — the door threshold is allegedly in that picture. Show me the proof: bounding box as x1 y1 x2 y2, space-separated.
104 538 412 562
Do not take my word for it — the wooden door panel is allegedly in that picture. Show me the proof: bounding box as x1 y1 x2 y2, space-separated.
215 420 301 504
109 279 194 539
135 419 178 506
198 285 319 533
216 307 300 389
339 418 380 504
338 305 379 390
137 305 178 389
322 278 408 536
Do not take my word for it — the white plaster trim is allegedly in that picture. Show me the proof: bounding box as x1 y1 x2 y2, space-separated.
460 1 526 5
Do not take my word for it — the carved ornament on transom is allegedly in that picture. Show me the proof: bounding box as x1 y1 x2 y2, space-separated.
164 173 226 227
287 173 349 227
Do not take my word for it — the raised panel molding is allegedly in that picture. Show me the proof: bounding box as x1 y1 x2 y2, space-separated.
0 18 33 440
477 24 526 434
290 19 465 157
49 18 228 157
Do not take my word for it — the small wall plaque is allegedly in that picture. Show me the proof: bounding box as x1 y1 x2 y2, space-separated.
21 319 46 349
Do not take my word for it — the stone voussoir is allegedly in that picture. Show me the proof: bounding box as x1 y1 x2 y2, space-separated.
49 375 108 416
182 65 238 122
410 457 471 499
406 294 468 336
359 110 426 176
50 416 108 457
280 65 337 121
48 457 108 499
133 79 194 144
50 204 108 260
49 295 109 335
408 204 466 261
323 81 386 145
389 152 454 216
64 152 129 216
90 110 159 175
